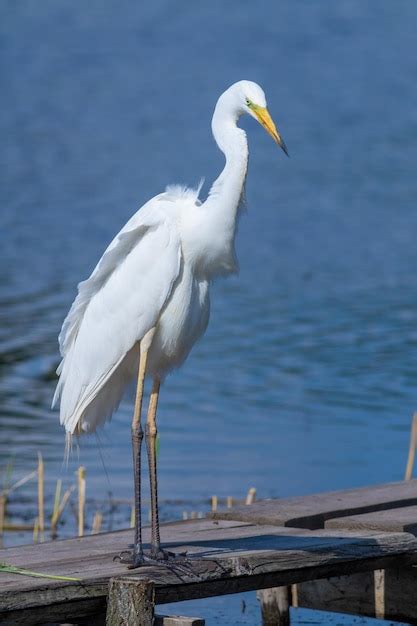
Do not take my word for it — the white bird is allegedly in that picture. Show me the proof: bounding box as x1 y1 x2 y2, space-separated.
53 80 288 568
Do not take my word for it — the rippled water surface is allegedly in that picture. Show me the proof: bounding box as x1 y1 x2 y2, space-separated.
2 2 417 623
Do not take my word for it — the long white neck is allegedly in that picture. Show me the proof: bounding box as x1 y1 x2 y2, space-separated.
181 90 249 278
205 96 248 224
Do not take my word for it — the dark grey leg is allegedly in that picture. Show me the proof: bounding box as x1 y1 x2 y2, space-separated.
131 422 144 562
117 337 151 568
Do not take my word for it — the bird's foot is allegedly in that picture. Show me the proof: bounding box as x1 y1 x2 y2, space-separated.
113 547 187 569
114 547 189 570
114 549 148 569
149 546 182 562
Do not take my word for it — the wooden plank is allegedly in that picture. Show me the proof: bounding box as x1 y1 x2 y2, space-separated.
0 598 106 626
210 480 417 528
0 524 414 594
0 519 251 563
296 566 417 624
0 521 416 624
325 505 417 535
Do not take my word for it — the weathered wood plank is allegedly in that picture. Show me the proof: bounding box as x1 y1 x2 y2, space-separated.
5 522 392 586
296 566 417 624
325 505 417 535
0 522 416 625
210 480 417 528
0 598 105 625
1 519 251 563
0 525 414 595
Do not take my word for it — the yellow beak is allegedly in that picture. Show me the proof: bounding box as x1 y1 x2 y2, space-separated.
253 106 289 156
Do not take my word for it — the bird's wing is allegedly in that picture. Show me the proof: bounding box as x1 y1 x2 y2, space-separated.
53 193 182 435
57 192 168 358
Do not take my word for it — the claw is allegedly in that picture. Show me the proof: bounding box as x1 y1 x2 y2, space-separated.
149 547 176 561
114 547 196 574
114 549 146 568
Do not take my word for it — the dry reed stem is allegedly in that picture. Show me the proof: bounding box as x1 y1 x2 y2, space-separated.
52 479 62 521
211 495 218 511
37 453 44 542
33 517 39 543
53 485 75 530
77 466 86 537
405 412 417 480
2 459 14 493
50 479 62 536
0 495 5 537
2 470 37 497
130 502 135 528
91 511 103 534
245 487 256 505
3 523 34 531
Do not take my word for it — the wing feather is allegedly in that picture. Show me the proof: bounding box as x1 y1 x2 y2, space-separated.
53 195 182 435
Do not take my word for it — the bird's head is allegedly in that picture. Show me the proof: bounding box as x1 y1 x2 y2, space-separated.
223 80 289 157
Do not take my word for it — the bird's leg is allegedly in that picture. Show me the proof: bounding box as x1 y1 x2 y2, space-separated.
122 377 191 570
117 330 154 568
130 350 148 564
145 378 164 559
144 382 190 568
122 368 194 571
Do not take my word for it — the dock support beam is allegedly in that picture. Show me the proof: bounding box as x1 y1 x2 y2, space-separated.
257 586 290 626
106 577 155 626
106 577 205 626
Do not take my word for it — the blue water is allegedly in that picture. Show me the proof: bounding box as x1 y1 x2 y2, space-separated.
2 1 417 623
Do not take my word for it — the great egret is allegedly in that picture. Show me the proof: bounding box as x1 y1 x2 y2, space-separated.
53 80 288 568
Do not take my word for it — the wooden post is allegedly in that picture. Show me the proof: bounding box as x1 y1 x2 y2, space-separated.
257 587 290 626
0 495 6 543
37 452 44 543
245 487 256 505
106 577 155 626
405 412 417 480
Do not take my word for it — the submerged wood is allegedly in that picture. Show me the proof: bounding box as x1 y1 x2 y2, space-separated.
257 587 289 626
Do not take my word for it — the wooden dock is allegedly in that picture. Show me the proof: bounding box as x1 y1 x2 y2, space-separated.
2 479 417 625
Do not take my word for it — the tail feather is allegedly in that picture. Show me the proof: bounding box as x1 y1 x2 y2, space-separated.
60 343 139 437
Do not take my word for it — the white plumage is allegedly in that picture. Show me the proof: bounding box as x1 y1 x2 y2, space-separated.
54 80 288 438
53 185 204 434
53 80 287 565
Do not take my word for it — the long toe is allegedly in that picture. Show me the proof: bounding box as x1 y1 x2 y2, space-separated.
150 547 177 561
114 549 146 569
144 548 200 578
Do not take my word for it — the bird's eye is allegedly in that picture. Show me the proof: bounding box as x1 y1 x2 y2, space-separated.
245 98 251 107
